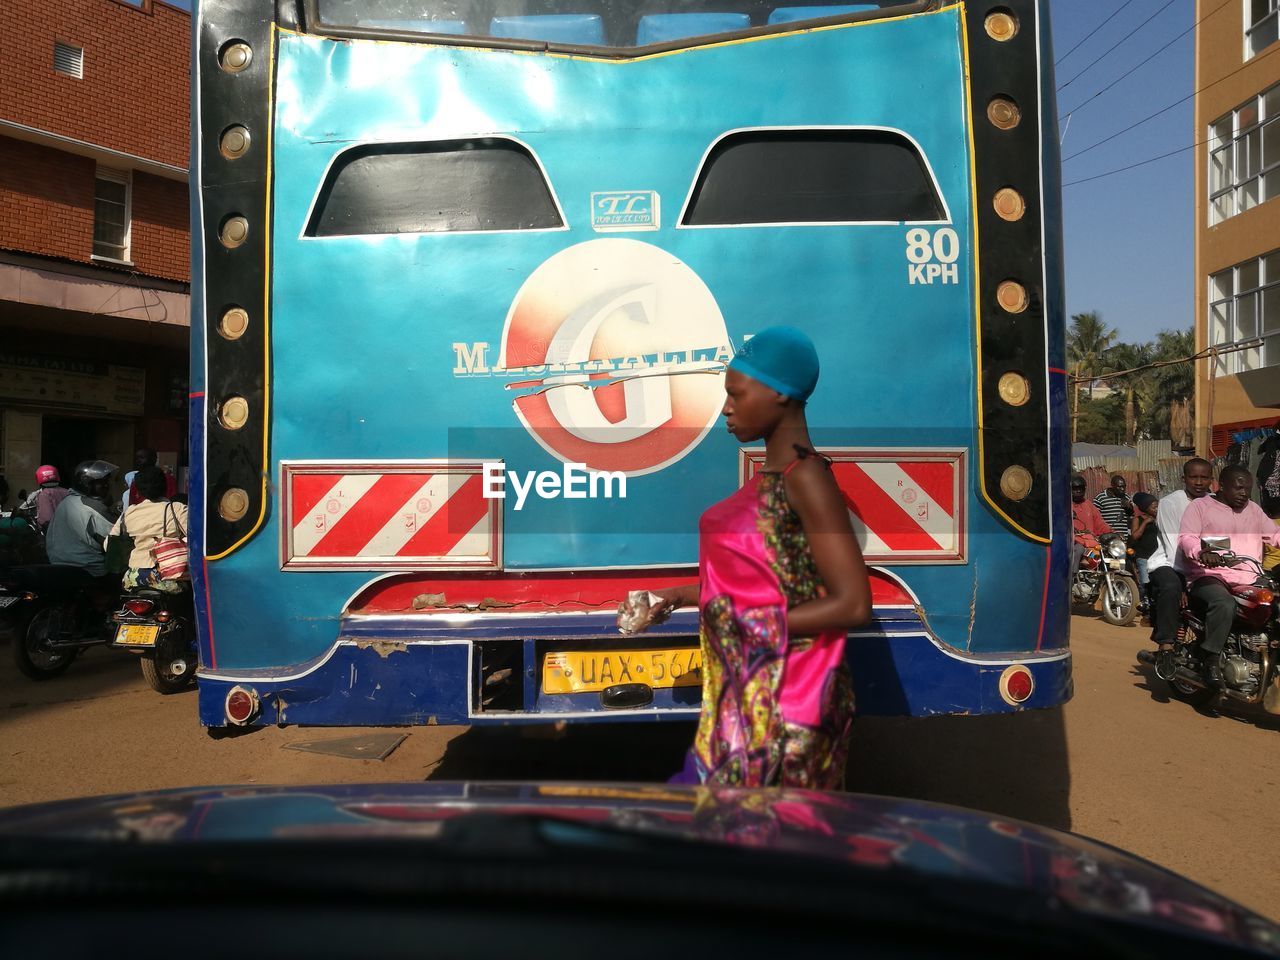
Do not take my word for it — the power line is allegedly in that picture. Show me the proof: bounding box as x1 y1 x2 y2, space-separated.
1062 38 1280 163
1057 0 1179 93
1059 0 1233 120
1054 0 1141 66
1074 339 1263 384
1059 38 1280 170
1062 140 1194 187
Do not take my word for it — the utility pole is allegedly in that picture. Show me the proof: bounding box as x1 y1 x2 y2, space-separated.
1071 361 1082 443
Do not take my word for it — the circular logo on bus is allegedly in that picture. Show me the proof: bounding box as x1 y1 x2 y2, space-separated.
498 239 730 476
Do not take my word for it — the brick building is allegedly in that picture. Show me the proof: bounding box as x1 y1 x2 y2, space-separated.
1194 0 1280 456
0 0 190 505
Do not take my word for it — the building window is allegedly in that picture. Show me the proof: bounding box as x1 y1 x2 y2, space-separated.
1248 0 1279 58
1208 82 1280 224
53 41 84 79
93 167 131 263
1208 249 1280 376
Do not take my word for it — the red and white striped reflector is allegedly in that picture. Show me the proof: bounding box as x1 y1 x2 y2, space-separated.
280 462 499 570
743 449 967 563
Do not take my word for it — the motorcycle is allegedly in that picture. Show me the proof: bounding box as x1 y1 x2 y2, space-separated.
1136 546 1280 713
1072 532 1139 626
110 586 197 694
0 510 46 570
0 564 116 680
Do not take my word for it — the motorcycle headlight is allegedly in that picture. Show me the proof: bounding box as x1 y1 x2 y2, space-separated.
1106 541 1126 559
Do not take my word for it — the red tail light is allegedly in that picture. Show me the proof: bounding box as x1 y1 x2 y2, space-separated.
225 686 260 725
999 664 1034 706
125 598 155 616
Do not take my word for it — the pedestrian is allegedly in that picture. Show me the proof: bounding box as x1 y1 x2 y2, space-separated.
1093 474 1132 539
1257 420 1280 518
1129 492 1158 612
1146 459 1213 673
126 447 176 506
624 326 871 788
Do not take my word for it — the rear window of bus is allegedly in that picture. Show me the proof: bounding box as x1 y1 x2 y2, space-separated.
312 1 918 50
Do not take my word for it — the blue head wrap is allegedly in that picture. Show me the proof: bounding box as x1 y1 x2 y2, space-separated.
728 326 820 401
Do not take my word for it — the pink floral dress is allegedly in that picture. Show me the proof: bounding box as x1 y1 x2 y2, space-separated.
689 458 855 788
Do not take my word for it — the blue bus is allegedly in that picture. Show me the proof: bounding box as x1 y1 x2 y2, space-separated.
190 0 1070 729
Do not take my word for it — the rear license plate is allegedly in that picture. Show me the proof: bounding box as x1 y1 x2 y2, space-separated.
542 647 702 695
0 596 16 609
114 624 159 647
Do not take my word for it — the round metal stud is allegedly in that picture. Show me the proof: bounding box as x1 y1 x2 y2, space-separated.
219 215 249 249
996 280 1029 314
218 307 249 340
987 97 1021 130
993 187 1026 221
999 466 1033 501
219 488 250 522
985 10 1018 41
998 372 1030 406
219 41 252 73
219 125 251 160
219 395 250 430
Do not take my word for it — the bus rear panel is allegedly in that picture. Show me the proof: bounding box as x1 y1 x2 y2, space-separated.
190 0 1070 727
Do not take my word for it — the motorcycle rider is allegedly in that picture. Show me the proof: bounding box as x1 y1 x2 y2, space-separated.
1093 474 1133 540
1147 458 1213 670
19 465 72 533
1177 465 1280 685
1070 474 1109 584
44 460 118 579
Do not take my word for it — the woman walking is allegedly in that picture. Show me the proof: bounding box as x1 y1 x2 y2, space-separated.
628 326 871 788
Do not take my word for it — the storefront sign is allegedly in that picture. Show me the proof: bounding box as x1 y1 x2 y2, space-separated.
0 352 146 416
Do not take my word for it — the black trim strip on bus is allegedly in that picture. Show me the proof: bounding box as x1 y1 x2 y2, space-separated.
199 0 275 558
294 0 936 59
966 0 1051 541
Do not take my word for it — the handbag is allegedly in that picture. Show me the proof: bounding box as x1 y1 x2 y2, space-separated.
104 512 134 575
152 502 189 581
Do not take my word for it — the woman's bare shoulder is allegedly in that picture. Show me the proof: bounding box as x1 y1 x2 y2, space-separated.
783 455 840 506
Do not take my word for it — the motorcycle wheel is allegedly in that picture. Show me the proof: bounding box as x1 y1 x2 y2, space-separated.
140 624 195 694
12 606 75 680
1100 575 1138 626
1168 676 1216 707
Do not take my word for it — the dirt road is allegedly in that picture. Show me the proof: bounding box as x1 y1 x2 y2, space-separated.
1 614 1277 919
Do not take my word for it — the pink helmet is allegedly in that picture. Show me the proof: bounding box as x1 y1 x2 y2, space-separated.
35 464 60 485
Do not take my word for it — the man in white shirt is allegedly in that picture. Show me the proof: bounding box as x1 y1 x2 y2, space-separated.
1147 458 1213 662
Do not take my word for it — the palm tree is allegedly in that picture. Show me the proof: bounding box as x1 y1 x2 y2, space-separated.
1067 312 1118 441
1145 327 1195 442
1105 341 1154 444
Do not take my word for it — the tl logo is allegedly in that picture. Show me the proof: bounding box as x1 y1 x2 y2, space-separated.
590 191 660 232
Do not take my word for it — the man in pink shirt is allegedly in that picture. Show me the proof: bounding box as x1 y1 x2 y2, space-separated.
1178 465 1280 684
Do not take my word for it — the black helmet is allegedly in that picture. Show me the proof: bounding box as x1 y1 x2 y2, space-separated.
71 459 118 497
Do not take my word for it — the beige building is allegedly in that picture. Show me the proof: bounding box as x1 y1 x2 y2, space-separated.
1194 0 1280 455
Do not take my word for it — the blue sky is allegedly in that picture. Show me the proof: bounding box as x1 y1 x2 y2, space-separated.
1050 0 1196 347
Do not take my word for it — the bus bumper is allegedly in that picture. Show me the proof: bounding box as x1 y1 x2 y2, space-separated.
194 610 1071 727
